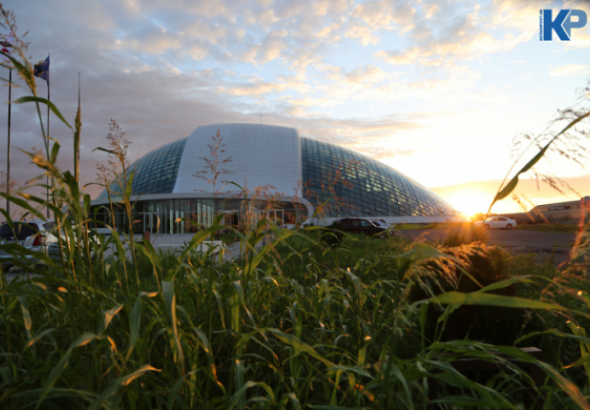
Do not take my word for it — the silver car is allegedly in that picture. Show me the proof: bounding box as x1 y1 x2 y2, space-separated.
0 219 57 246
474 216 517 230
1 219 60 268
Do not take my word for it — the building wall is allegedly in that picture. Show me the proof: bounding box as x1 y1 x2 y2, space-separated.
92 123 466 231
173 123 302 197
505 197 590 224
92 197 309 234
301 138 460 218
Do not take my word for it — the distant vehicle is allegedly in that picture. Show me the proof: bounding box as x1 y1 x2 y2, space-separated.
333 217 390 236
371 220 395 229
296 220 327 229
1 219 101 270
474 217 517 230
0 219 58 247
1 219 59 270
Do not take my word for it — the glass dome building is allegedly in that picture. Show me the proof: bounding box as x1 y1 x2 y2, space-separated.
91 123 462 234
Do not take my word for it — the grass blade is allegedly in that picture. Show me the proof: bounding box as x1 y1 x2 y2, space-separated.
88 365 160 410
427 291 566 311
163 280 185 374
14 96 73 129
35 332 98 410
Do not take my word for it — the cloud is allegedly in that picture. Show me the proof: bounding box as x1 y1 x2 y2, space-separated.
0 31 426 202
256 30 289 63
181 20 228 44
376 46 423 65
140 0 228 17
550 64 590 77
422 3 440 20
318 64 391 85
116 25 183 55
344 24 380 46
291 115 425 148
376 0 553 69
217 73 314 97
2 0 588 208
302 61 481 110
351 0 415 32
378 21 528 67
218 81 287 96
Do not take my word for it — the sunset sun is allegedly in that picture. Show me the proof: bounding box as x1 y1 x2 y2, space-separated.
444 190 493 218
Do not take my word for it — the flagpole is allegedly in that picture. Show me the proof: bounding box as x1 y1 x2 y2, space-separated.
46 52 50 219
75 72 80 185
6 68 11 218
33 53 51 219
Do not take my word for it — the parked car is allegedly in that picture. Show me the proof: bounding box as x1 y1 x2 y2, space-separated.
0 221 36 245
0 219 58 247
0 219 101 269
1 219 60 269
474 217 517 230
371 220 396 230
333 217 390 236
293 220 327 229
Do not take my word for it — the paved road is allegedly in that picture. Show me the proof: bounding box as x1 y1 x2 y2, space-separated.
399 228 577 266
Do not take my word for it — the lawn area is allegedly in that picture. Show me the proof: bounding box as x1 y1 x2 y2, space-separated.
515 223 582 234
395 221 472 230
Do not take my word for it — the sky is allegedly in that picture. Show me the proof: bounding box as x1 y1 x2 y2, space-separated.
0 0 589 219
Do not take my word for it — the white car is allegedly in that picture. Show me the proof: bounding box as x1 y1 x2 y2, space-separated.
0 219 59 247
1 219 60 268
371 220 395 229
1 219 102 269
474 217 517 230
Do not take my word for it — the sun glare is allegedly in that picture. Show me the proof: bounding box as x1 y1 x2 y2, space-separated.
445 190 493 218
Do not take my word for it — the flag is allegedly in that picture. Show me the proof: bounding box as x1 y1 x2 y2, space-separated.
34 55 50 82
0 32 14 62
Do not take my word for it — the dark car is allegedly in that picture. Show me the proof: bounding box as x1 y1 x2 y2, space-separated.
321 217 392 247
332 218 390 236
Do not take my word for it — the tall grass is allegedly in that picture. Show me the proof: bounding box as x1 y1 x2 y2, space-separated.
3 227 590 409
1 8 590 409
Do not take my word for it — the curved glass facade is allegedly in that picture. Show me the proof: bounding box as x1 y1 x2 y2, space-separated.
92 198 307 234
96 137 188 200
300 138 459 218
95 131 460 231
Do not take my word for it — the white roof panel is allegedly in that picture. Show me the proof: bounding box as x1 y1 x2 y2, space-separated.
173 123 302 197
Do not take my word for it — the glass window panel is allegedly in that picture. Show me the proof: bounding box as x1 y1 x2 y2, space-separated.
97 137 188 199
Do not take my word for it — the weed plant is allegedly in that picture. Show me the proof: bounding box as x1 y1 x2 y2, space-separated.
1 7 590 409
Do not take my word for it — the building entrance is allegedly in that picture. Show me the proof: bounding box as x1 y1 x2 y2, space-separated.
143 212 159 234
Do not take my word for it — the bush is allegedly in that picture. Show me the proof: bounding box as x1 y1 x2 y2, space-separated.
415 245 527 345
443 225 489 247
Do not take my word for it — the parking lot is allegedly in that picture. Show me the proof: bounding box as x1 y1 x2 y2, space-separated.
399 228 577 266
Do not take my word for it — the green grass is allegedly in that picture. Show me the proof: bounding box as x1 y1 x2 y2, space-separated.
396 223 438 230
396 222 474 230
515 223 582 234
1 227 589 409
